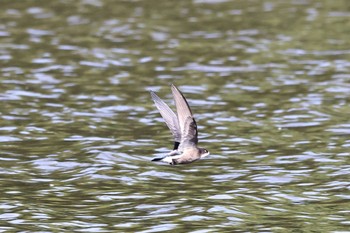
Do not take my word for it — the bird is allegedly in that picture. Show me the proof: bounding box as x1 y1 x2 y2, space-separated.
150 84 210 165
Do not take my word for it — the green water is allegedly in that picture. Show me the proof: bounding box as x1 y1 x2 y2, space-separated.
1 0 349 232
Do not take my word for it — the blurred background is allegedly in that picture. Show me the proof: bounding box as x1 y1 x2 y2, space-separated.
1 0 349 232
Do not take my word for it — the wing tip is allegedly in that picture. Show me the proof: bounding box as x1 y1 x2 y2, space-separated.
150 90 159 101
170 83 178 91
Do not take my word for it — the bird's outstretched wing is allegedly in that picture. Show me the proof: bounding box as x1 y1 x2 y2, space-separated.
171 84 198 149
150 91 181 146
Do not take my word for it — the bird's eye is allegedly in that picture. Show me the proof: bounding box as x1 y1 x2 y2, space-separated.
204 149 208 153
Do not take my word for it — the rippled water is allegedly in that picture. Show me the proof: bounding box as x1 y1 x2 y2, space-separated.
1 0 350 232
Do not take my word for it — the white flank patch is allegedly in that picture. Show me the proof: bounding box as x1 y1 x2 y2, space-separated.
162 154 183 163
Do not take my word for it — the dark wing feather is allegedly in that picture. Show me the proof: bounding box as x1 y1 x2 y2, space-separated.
171 84 199 149
179 116 198 149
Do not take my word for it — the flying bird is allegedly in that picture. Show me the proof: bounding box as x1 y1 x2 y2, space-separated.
150 84 210 165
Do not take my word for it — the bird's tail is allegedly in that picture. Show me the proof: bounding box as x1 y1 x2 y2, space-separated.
151 157 164 162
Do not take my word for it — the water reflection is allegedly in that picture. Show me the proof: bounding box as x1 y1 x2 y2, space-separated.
1 0 350 232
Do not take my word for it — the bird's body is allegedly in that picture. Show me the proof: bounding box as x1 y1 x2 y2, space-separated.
150 84 209 165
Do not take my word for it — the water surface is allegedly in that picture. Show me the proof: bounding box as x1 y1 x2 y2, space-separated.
1 0 350 232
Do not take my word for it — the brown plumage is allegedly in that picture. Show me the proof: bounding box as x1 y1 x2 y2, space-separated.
150 84 210 165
